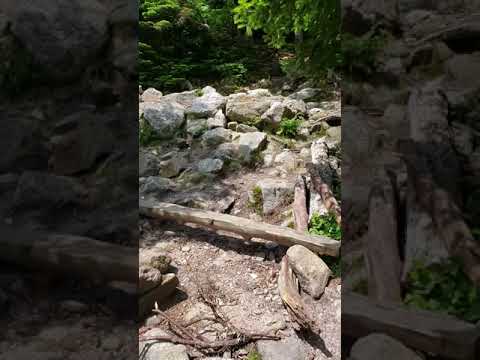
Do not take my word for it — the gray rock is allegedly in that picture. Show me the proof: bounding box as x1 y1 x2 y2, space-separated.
140 176 174 196
350 333 423 360
213 143 239 161
139 328 189 360
226 92 278 123
187 86 226 119
236 123 258 133
274 150 298 171
247 88 272 97
257 336 309 360
14 171 86 209
283 98 307 116
139 152 159 177
207 110 227 129
197 158 224 174
141 88 163 102
257 179 294 215
159 154 188 178
238 132 267 162
49 112 114 175
139 274 179 318
139 265 163 294
8 0 108 80
202 128 233 147
288 87 320 101
261 101 286 127
286 245 332 298
143 101 185 139
162 90 198 108
326 126 341 144
187 118 208 137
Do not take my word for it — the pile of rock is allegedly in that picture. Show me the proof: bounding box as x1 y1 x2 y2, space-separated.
139 252 178 318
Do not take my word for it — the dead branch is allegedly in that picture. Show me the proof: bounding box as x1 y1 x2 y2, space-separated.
277 256 318 333
306 163 341 225
293 175 309 233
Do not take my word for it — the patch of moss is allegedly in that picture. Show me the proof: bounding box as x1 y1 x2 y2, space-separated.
194 88 204 97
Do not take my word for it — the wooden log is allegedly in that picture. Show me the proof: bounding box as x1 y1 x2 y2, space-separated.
0 225 137 283
306 163 341 224
140 200 340 257
278 256 317 332
343 292 480 360
293 175 309 233
398 139 480 285
366 170 402 302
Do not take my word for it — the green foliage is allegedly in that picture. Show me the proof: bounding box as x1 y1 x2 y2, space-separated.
233 0 341 79
340 33 384 76
309 212 341 240
194 88 204 97
322 255 341 278
276 117 303 138
404 258 480 323
139 118 161 147
249 186 263 215
139 0 277 93
247 349 262 360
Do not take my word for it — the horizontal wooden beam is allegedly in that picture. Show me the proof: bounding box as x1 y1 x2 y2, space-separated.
0 225 137 283
139 200 340 257
343 292 480 360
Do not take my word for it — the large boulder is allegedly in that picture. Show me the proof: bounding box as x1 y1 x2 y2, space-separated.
143 101 185 139
7 0 109 80
256 179 294 215
187 86 226 119
226 92 280 123
140 88 163 102
162 90 198 108
49 112 114 175
14 171 87 209
286 245 332 298
237 132 267 162
350 334 423 360
197 158 224 174
201 128 232 147
139 328 188 360
139 152 159 177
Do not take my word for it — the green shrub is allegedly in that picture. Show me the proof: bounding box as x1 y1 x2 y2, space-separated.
340 33 385 76
322 255 341 278
309 212 341 240
248 186 263 215
139 118 161 147
276 117 303 139
404 258 480 323
247 349 262 360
